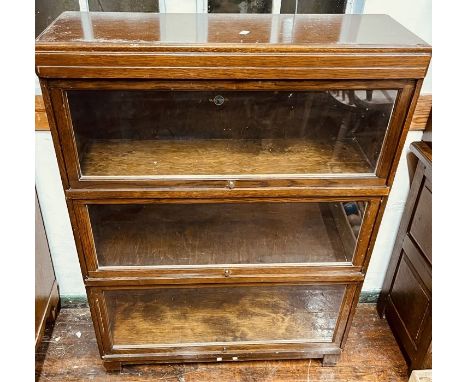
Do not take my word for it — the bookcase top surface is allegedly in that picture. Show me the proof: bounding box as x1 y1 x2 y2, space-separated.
36 12 430 52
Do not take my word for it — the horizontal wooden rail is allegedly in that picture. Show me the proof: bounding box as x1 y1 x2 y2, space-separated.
35 95 49 131
409 94 432 131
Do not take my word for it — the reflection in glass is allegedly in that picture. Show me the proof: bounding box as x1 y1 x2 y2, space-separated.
280 0 347 14
38 13 427 47
89 201 366 267
35 0 80 37
208 0 272 13
88 0 158 12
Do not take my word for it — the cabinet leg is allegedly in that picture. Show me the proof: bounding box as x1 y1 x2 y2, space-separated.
103 361 121 372
322 354 340 367
47 282 60 323
376 294 388 318
49 298 60 321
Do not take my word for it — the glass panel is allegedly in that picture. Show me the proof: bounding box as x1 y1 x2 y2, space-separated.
104 284 345 346
39 13 428 47
88 0 159 12
35 0 80 38
208 0 272 13
68 89 397 177
89 201 366 267
280 0 347 14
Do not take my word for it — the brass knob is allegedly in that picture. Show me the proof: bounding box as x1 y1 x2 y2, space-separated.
227 180 235 189
224 269 230 277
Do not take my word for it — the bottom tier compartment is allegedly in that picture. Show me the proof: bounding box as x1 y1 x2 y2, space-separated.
88 282 359 369
104 284 345 347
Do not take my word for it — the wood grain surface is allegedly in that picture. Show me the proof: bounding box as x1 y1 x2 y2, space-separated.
36 13 429 47
35 304 409 381
90 203 356 267
410 141 432 167
35 13 431 80
80 138 373 177
409 94 432 131
35 95 50 131
105 285 344 346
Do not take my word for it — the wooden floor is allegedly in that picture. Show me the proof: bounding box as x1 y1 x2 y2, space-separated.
36 304 408 381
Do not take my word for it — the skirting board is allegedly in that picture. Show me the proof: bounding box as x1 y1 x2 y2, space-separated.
61 291 380 308
409 370 432 382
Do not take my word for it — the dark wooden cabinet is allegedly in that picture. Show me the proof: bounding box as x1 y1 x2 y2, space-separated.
378 141 432 371
35 189 60 349
35 12 431 371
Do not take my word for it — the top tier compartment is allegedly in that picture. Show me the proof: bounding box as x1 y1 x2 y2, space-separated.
36 12 431 80
36 12 431 191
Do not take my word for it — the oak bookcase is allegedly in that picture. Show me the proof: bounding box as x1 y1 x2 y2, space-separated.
35 12 431 371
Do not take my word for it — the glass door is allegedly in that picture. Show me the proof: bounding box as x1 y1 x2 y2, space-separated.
57 80 406 187
74 198 379 276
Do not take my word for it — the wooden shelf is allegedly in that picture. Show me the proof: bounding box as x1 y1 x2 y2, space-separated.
89 203 357 268
105 284 345 346
80 138 372 177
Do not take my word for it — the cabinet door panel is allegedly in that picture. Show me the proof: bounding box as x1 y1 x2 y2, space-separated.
67 88 396 178
98 284 346 348
75 199 377 274
389 253 430 345
409 181 432 263
50 80 412 187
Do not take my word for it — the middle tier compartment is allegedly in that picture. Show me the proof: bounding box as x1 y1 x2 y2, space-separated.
73 197 381 279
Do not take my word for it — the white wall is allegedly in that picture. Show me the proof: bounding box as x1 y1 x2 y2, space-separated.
35 0 432 296
361 0 431 292
363 131 423 291
363 0 432 94
35 132 85 297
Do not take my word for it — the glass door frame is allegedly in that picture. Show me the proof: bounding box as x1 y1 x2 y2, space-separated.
87 281 360 359
71 196 381 281
47 78 417 190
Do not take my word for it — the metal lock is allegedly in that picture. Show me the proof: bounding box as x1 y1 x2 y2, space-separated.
211 95 225 106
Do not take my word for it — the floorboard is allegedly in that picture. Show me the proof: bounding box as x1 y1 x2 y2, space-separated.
35 304 408 382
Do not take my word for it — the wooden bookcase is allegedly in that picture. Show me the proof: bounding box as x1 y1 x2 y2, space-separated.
35 12 431 371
